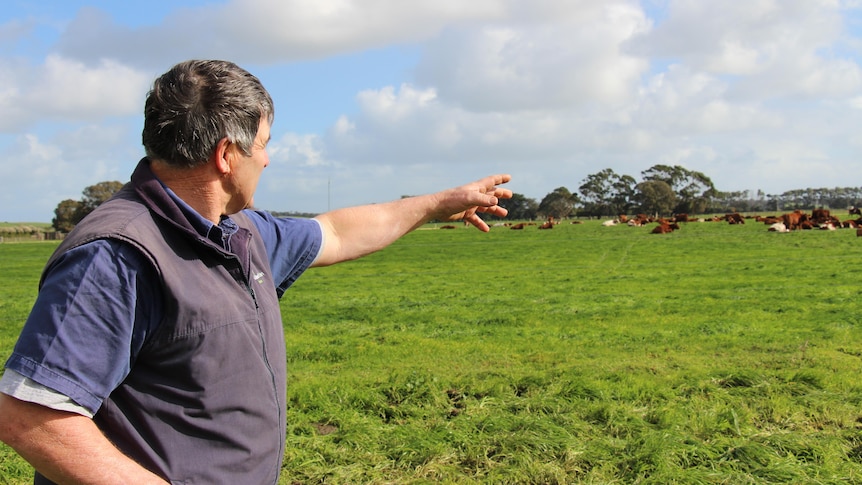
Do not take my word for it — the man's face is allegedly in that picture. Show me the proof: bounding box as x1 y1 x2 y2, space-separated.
226 118 271 213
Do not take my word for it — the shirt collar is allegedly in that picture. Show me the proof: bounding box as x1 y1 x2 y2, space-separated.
157 180 239 249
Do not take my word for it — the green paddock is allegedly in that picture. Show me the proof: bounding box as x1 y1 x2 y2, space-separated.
2 218 861 484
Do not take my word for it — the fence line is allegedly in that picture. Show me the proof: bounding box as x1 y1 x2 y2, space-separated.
0 232 65 243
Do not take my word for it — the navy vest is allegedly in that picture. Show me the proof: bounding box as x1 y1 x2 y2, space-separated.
37 160 287 484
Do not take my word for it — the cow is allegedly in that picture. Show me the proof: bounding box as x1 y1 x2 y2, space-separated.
759 216 782 225
539 221 554 229
673 213 690 223
782 210 807 231
630 214 652 226
725 213 745 224
812 209 831 224
651 222 679 234
768 222 788 232
850 207 862 216
602 219 618 227
510 223 526 230
439 225 457 229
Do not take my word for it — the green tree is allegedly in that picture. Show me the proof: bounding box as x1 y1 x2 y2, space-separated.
579 169 616 218
495 193 538 220
635 180 676 217
610 174 638 216
79 181 124 217
641 165 715 214
52 181 124 232
579 169 638 218
538 187 578 220
52 199 83 232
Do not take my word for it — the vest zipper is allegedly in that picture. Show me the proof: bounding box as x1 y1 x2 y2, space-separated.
244 276 283 482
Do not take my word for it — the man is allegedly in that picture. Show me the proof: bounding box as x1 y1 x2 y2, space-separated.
0 60 511 484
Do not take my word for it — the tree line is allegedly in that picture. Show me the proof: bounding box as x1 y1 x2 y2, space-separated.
53 166 862 231
494 164 862 221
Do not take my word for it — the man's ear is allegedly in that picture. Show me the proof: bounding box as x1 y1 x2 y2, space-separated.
212 137 233 176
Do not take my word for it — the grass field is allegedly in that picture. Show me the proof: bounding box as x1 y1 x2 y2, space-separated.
1 218 861 484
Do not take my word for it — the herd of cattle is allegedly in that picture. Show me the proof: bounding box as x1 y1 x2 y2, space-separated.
610 207 862 234
459 207 862 235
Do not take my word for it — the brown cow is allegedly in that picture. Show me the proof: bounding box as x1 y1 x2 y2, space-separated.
539 221 554 229
630 214 652 226
850 207 862 216
651 222 679 234
812 208 830 223
510 223 525 230
725 213 745 224
782 210 808 231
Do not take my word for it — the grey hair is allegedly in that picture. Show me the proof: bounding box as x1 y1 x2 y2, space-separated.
142 60 274 168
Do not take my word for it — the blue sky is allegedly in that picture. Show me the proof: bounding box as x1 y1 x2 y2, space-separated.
3 0 862 222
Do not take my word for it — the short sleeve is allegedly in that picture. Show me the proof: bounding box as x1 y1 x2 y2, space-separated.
4 239 161 415
242 209 323 297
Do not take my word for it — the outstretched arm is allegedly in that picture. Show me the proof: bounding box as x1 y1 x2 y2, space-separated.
312 174 512 266
0 394 169 484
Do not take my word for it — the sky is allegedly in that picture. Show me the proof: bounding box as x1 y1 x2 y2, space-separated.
3 0 862 222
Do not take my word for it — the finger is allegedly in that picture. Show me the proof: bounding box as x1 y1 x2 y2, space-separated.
464 213 490 232
479 189 512 207
477 174 512 191
490 173 512 185
476 206 508 217
493 187 513 199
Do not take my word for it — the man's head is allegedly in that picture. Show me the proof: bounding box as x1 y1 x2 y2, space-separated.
142 60 274 168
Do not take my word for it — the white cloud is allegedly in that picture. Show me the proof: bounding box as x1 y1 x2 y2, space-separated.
0 55 150 132
630 64 784 136
0 18 34 45
0 134 84 221
217 0 504 59
628 0 862 100
269 132 327 167
0 124 140 222
415 2 650 111
56 0 507 65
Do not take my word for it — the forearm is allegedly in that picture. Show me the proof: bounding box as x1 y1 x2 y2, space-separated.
312 173 511 267
0 394 168 484
314 193 442 265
